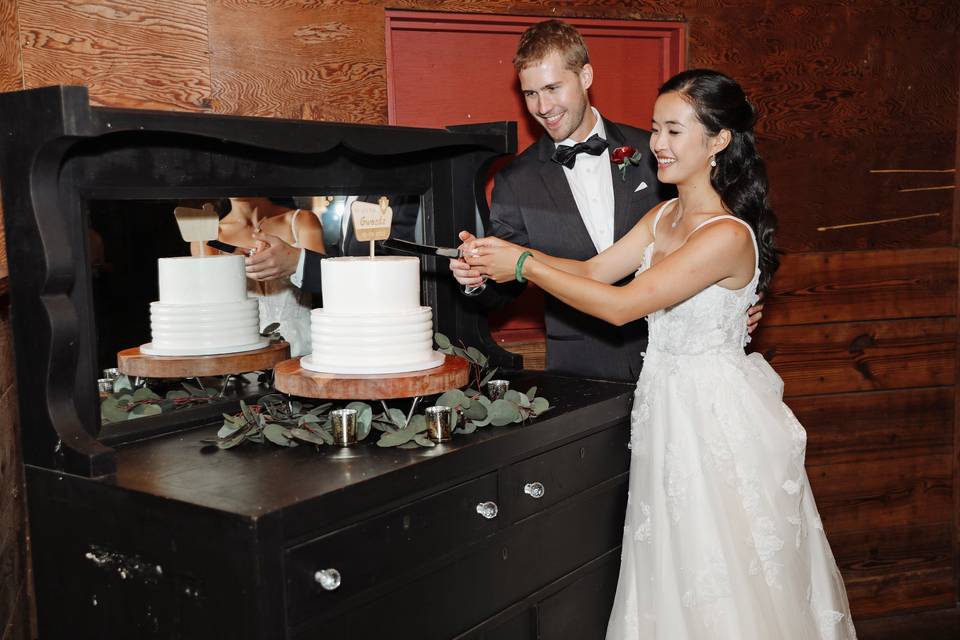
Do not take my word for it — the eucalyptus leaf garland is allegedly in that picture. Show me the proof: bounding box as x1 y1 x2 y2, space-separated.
202 333 552 451
101 375 219 424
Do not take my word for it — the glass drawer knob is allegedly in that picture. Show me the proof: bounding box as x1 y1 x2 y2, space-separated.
476 501 499 519
524 482 545 499
314 568 341 591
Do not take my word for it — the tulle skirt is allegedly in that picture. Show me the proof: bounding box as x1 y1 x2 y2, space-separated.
605 350 856 640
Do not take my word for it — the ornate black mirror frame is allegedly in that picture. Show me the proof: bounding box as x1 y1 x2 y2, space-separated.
0 85 519 478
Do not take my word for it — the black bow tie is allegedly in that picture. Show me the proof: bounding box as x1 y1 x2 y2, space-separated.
551 134 609 169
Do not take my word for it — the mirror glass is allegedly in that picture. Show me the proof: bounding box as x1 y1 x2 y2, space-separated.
87 194 425 428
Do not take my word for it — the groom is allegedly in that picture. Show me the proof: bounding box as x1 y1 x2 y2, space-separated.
450 19 669 382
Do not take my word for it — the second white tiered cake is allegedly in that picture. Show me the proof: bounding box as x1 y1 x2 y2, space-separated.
301 256 444 374
141 255 268 356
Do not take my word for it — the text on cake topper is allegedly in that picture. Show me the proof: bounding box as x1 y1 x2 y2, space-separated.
351 198 393 242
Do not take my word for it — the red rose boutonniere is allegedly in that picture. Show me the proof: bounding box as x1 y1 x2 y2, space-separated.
611 146 643 181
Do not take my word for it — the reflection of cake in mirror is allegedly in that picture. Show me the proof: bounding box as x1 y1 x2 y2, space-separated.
140 255 268 356
301 256 444 374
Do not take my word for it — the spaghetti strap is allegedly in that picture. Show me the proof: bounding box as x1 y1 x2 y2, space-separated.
290 209 302 246
651 198 677 239
687 215 759 271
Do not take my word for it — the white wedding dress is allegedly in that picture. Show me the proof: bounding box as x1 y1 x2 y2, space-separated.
605 201 856 639
248 209 312 357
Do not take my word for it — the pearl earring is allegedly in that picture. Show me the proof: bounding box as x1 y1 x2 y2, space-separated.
710 156 717 167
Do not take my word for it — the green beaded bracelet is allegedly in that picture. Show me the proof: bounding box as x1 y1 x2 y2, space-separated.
515 250 533 283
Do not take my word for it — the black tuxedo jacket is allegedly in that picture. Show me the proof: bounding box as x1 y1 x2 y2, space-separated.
472 118 670 382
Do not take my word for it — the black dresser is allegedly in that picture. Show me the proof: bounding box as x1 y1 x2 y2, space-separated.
28 373 632 639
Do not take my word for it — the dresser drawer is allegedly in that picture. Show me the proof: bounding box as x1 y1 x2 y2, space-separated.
501 422 629 522
284 472 499 624
291 473 629 640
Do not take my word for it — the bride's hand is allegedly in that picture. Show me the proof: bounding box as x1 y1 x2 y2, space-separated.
465 237 526 283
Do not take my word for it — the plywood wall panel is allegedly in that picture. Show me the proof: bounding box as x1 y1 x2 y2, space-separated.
17 0 210 111
208 1 385 121
0 0 22 92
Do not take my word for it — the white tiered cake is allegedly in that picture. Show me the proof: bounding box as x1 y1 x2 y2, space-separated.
141 255 268 356
301 256 444 374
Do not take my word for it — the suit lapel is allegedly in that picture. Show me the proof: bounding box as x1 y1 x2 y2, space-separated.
604 119 639 242
536 135 598 257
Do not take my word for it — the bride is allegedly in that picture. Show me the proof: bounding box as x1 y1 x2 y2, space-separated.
195 197 324 357
464 69 856 639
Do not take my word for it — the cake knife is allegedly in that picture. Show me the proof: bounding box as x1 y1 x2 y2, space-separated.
378 238 463 259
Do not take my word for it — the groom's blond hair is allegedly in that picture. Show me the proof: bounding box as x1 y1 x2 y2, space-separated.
513 20 590 74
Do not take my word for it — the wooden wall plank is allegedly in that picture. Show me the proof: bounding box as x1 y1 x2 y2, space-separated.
764 248 957 326
0 384 27 638
0 0 21 92
846 565 955 618
207 0 385 121
833 523 954 617
810 454 952 534
833 523 951 582
794 388 953 465
17 0 210 111
752 318 956 396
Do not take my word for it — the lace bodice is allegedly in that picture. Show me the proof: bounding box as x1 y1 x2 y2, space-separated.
638 200 760 356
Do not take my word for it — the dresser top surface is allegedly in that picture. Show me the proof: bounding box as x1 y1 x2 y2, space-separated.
107 373 632 528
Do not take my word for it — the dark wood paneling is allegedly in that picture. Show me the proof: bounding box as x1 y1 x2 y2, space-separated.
208 0 385 121
834 523 954 617
764 248 957 326
0 384 28 638
833 523 951 585
810 454 952 534
753 318 956 396
856 608 960 640
685 1 958 252
793 388 953 465
18 0 210 111
846 564 955 618
0 304 15 395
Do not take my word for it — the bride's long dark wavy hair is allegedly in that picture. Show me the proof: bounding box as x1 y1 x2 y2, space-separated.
659 69 779 294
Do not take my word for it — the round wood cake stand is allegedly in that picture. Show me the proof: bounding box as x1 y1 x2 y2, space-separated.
273 355 469 400
117 342 291 378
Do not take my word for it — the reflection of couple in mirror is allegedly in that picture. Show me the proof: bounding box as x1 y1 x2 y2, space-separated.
193 197 325 357
243 194 421 290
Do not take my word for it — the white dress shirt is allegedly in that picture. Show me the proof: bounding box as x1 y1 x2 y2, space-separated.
556 107 616 253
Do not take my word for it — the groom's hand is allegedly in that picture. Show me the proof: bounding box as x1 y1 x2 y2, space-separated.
450 230 485 288
246 232 299 281
746 293 765 334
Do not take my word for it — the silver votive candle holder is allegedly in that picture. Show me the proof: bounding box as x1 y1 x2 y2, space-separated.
102 367 120 380
330 408 358 446
97 378 114 397
487 379 510 401
425 406 454 442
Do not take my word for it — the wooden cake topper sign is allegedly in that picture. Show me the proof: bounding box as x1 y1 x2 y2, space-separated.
351 197 393 257
173 203 219 255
